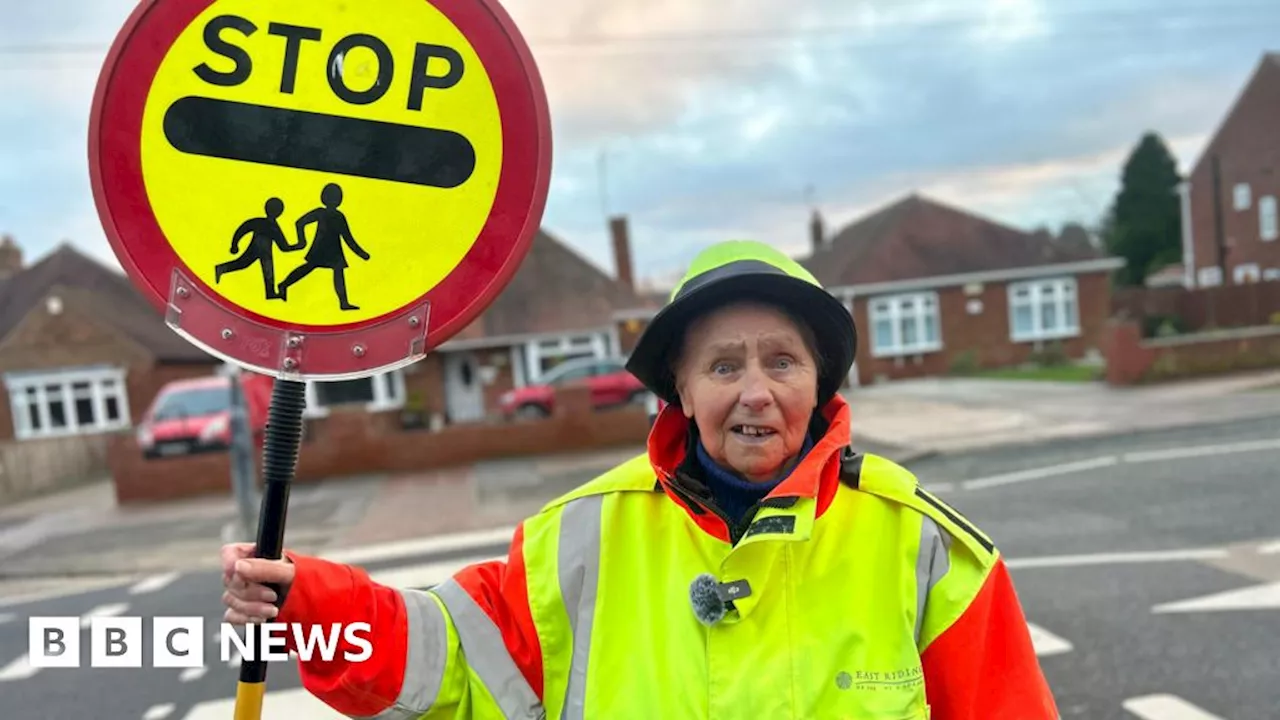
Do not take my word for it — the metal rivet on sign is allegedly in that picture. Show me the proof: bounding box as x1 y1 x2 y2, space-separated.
287 337 302 349
353 345 366 357
283 358 298 370
409 316 421 328
221 328 233 340
176 287 190 299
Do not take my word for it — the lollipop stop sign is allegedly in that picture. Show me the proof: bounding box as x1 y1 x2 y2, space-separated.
90 0 551 380
90 1 549 716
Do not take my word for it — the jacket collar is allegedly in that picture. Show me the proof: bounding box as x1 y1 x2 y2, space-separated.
647 394 854 543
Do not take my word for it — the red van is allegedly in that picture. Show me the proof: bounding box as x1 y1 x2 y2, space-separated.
136 373 272 459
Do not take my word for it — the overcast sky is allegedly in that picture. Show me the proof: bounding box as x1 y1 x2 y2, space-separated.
1 0 1277 290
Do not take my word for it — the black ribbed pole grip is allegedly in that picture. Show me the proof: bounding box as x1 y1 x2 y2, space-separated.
239 378 306 685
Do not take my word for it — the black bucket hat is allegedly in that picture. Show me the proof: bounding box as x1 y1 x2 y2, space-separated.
625 240 857 407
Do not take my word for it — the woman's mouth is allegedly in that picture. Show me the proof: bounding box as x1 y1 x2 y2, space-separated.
732 425 777 441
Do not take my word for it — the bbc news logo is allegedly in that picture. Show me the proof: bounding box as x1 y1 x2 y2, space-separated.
28 617 372 668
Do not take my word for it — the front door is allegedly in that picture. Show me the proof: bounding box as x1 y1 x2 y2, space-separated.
444 352 485 423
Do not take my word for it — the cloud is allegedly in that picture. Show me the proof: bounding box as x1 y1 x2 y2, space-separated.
3 0 1279 297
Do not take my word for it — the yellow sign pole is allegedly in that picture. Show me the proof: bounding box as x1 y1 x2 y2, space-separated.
234 378 306 719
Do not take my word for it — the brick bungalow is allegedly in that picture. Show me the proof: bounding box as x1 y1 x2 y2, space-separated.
800 194 1125 386
417 216 661 424
0 238 220 443
1 212 659 446
1179 52 1280 288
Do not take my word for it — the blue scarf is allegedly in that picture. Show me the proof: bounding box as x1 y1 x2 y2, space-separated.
694 433 815 527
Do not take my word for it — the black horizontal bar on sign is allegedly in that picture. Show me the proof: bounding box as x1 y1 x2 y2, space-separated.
162 96 476 189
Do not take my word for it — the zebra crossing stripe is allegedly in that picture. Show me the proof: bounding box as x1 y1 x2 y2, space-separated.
1027 622 1072 656
1123 694 1227 720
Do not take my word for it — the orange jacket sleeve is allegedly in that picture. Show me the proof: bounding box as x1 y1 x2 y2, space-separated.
921 559 1059 719
274 524 543 717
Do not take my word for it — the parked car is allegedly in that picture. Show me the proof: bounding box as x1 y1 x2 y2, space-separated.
136 373 271 459
499 356 649 419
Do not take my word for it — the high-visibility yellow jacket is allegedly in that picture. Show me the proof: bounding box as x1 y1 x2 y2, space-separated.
278 394 1058 719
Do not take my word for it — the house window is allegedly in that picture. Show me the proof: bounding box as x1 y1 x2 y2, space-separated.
1197 266 1223 287
1234 263 1261 284
1234 183 1252 211
304 371 405 416
1260 196 1278 241
1008 278 1080 342
1264 268 1280 282
5 366 130 440
868 292 941 357
528 333 608 381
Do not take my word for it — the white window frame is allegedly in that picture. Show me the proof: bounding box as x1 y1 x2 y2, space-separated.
1234 183 1252 211
868 292 942 358
1197 266 1224 287
1007 277 1081 343
1260 195 1278 241
5 366 131 440
1263 268 1280 282
1234 263 1261 284
303 370 406 418
524 332 609 384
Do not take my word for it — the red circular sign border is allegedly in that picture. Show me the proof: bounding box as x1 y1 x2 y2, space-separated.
88 0 551 353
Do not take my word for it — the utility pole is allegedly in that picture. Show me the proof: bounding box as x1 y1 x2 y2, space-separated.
1209 155 1226 329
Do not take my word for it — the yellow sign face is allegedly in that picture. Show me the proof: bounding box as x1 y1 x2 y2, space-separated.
140 0 502 325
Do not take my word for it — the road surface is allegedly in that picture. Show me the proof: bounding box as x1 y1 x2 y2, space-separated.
0 416 1277 719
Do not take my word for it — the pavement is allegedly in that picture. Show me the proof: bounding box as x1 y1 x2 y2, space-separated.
0 414 1278 718
846 368 1280 453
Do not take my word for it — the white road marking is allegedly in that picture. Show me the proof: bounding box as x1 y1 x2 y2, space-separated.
1027 623 1072 656
1122 438 1280 464
321 527 517 566
1006 548 1230 570
130 572 180 595
1256 540 1280 555
1123 694 1226 719
180 687 345 719
962 456 1120 491
920 482 956 493
954 436 1280 493
80 603 130 629
1152 581 1280 614
0 577 135 608
369 556 503 589
179 666 208 682
142 703 176 720
0 654 37 682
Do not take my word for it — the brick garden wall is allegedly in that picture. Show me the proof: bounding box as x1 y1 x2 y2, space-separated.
1102 319 1280 385
108 385 651 504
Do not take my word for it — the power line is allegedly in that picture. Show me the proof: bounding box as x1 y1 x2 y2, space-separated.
0 3 1273 59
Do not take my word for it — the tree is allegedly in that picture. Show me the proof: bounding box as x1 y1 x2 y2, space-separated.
1103 132 1183 286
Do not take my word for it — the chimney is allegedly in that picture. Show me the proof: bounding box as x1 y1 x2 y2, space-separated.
609 215 634 292
810 209 825 254
0 234 22 280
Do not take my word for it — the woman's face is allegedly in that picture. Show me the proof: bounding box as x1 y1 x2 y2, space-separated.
674 302 819 483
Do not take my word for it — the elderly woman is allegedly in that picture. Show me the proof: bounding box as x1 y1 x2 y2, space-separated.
221 240 1058 719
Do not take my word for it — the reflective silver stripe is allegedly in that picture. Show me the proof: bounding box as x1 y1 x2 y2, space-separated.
915 516 951 645
557 495 604 720
363 589 449 720
434 578 546 719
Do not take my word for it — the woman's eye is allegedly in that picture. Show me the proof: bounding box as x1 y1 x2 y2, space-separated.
712 362 735 374
775 356 794 369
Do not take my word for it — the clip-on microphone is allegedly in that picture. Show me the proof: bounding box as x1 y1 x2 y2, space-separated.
689 573 752 626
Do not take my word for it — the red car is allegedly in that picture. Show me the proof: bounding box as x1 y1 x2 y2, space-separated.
499 356 649 419
136 373 272 459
